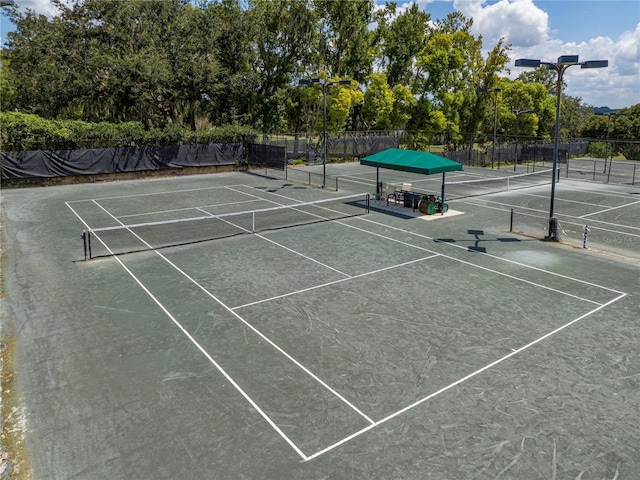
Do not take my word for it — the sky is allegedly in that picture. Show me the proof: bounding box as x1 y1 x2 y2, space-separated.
379 0 640 109
1 0 639 109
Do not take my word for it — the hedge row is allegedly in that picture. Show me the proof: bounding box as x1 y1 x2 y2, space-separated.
0 112 259 151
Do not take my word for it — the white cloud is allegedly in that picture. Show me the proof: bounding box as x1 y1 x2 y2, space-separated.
17 0 63 17
454 0 549 47
450 1 638 108
616 22 640 65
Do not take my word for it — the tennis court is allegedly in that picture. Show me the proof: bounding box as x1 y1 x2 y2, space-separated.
2 165 639 479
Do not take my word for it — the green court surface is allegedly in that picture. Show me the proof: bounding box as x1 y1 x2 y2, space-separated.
2 165 639 479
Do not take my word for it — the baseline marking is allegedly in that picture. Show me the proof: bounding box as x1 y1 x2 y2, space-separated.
236 186 623 300
579 199 640 218
66 202 308 460
232 255 440 310
66 183 248 203
119 198 261 219
304 292 627 461
87 199 377 449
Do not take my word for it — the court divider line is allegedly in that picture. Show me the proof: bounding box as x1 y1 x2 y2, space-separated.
88 199 378 450
195 206 352 279
119 199 261 219
232 185 624 296
232 255 440 310
237 185 613 305
66 202 309 460
464 199 640 239
508 191 610 209
69 184 628 460
579 199 640 218
303 292 627 461
66 183 248 203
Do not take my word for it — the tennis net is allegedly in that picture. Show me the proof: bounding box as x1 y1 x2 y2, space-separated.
82 193 370 260
442 169 553 199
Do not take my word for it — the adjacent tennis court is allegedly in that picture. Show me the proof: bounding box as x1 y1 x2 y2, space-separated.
2 164 639 479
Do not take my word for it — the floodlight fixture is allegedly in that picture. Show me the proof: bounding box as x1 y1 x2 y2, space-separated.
514 59 541 68
582 60 608 69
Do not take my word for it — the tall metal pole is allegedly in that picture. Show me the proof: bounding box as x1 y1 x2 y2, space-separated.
491 92 498 170
548 65 564 239
516 56 608 241
322 82 327 188
514 113 519 172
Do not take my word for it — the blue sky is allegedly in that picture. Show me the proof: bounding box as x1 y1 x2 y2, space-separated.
379 0 640 108
2 0 639 108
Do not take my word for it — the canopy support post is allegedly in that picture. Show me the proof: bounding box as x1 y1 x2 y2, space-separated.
376 168 380 200
440 172 446 215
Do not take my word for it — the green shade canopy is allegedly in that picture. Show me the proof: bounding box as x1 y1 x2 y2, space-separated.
361 148 462 175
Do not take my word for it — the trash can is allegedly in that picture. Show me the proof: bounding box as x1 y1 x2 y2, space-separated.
404 192 420 209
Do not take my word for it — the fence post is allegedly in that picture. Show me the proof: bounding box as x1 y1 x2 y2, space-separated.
510 208 514 233
583 225 590 249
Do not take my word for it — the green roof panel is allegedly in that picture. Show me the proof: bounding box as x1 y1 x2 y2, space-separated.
360 148 463 175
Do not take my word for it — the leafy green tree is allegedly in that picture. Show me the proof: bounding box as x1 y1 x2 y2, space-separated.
167 3 222 130
517 66 561 95
361 73 394 130
376 3 431 88
389 84 415 130
313 0 374 82
415 13 510 147
581 104 640 159
0 53 17 111
559 95 593 138
202 0 257 126
249 0 316 132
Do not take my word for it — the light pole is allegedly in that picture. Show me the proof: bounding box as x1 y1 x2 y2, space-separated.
299 78 351 188
515 55 608 240
477 88 501 169
510 107 536 171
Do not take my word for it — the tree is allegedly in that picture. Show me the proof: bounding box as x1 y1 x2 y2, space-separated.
202 0 257 126
415 12 510 147
313 0 374 82
249 0 316 132
581 104 640 159
389 84 415 130
376 3 431 88
361 73 394 130
517 66 561 95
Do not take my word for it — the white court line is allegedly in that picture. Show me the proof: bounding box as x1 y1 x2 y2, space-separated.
87 199 376 448
66 202 308 460
232 255 440 310
119 199 261 219
193 207 352 279
554 181 640 200
68 183 626 460
579 199 640 218
66 183 247 203
502 191 605 208
235 186 623 300
464 198 640 236
304 291 627 461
